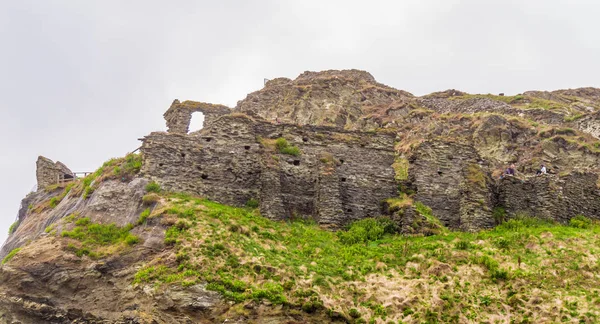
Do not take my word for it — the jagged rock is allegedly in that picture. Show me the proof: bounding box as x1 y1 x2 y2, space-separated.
234 69 413 130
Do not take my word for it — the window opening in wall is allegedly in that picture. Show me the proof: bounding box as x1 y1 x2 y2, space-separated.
205 137 213 142
181 153 186 158
244 145 251 150
347 209 352 213
341 177 347 182
201 174 208 180
189 112 205 133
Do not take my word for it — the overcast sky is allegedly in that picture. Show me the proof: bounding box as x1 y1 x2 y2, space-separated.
1 0 599 244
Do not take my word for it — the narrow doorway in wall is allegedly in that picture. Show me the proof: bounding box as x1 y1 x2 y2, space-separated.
189 112 205 133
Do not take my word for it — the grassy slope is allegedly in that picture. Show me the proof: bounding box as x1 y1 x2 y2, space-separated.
134 193 600 323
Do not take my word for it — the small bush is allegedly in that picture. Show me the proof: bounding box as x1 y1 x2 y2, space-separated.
2 248 21 265
142 193 160 205
349 308 361 318
275 138 301 156
570 215 593 229
246 198 259 208
490 268 509 281
49 197 59 208
338 218 395 245
146 181 161 193
8 221 18 235
124 153 143 174
493 207 506 225
455 240 471 250
137 208 151 225
83 186 94 199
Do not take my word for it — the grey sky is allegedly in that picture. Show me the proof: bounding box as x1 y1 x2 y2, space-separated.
1 0 599 244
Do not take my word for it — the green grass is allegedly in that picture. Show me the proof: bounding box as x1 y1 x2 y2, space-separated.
2 248 21 265
145 181 161 193
275 138 301 156
245 198 259 208
137 208 151 225
132 194 600 323
564 113 585 122
61 217 140 258
142 193 160 205
8 221 18 235
450 94 525 104
47 182 75 208
71 153 143 200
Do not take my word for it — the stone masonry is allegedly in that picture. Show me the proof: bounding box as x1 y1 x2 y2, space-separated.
36 156 74 190
141 113 398 228
164 99 232 134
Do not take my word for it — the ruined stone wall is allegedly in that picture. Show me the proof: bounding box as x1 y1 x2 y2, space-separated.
36 156 74 190
164 99 231 134
408 141 495 231
498 172 600 222
141 115 397 228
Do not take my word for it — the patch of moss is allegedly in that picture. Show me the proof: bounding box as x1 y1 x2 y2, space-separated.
1 248 21 265
466 164 486 188
392 156 409 181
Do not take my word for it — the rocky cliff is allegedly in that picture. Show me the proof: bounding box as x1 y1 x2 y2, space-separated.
2 69 600 323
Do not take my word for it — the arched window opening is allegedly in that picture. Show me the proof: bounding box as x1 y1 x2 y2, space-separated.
188 112 205 133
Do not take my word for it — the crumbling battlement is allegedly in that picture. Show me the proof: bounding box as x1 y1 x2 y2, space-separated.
36 156 74 190
141 113 397 228
163 99 231 134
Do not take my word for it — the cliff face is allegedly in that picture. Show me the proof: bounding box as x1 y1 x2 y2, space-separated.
2 69 600 323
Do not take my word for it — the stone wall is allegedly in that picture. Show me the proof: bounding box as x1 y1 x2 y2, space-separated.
36 156 74 190
164 99 231 134
498 172 600 223
141 114 397 228
408 141 495 231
